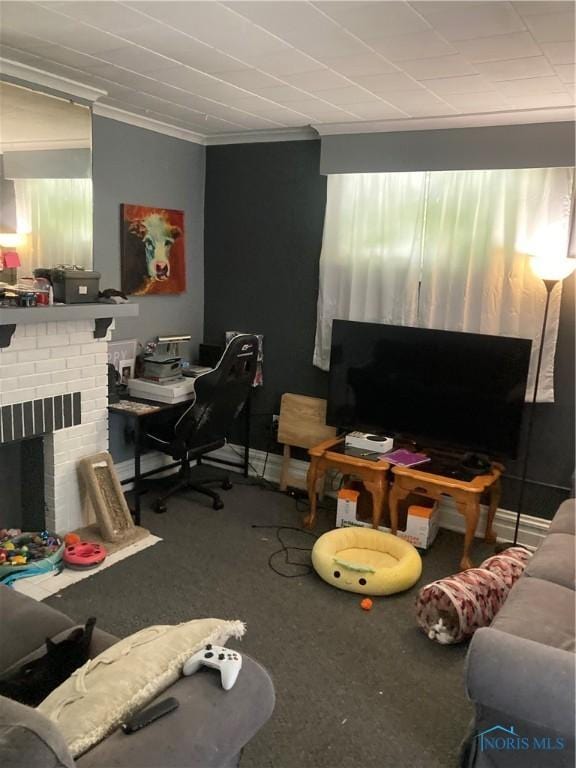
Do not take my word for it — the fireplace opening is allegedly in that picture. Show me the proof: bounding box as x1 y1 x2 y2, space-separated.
0 437 45 530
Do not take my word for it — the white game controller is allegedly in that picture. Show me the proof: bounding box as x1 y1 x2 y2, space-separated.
182 644 242 691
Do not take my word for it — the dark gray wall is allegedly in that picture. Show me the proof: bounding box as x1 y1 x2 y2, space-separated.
204 138 574 520
321 121 576 174
92 116 205 463
92 115 205 352
204 140 328 449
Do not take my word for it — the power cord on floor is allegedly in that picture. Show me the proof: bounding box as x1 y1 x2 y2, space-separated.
251 525 319 578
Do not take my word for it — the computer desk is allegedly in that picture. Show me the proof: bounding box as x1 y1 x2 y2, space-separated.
108 392 251 525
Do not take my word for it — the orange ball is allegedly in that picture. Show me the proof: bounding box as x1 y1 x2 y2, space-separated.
64 533 81 546
360 598 373 611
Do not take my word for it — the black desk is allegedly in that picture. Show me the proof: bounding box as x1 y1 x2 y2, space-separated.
108 394 251 524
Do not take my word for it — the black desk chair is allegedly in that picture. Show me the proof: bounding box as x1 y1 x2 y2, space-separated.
143 334 258 513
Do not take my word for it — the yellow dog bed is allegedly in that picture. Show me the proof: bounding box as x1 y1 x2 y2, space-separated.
312 527 422 596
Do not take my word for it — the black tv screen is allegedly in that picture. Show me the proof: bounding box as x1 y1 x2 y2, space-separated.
327 321 532 458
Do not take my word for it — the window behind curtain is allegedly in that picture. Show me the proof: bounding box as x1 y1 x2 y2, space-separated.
14 178 93 274
314 167 574 403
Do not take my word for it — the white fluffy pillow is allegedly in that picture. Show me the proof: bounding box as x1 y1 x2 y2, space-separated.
37 618 245 757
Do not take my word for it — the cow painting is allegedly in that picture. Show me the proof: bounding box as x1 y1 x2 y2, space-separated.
121 205 185 295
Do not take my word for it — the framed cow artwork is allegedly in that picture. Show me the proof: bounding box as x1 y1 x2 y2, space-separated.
121 204 186 295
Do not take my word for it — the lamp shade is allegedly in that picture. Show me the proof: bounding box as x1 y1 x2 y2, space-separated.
0 232 26 248
530 254 576 282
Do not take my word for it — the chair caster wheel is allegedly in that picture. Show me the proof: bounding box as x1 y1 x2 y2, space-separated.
213 498 224 510
222 479 233 491
153 500 167 514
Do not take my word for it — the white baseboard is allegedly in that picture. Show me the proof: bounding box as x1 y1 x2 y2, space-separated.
115 443 550 550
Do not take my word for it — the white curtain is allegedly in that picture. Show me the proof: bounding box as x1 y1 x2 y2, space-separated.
313 172 426 368
314 167 574 402
14 179 93 274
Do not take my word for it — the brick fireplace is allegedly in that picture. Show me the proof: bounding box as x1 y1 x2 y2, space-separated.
0 315 116 533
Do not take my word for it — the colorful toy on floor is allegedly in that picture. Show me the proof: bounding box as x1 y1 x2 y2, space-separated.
0 530 64 586
415 547 532 645
63 541 107 570
360 598 373 611
64 532 81 546
312 527 422 596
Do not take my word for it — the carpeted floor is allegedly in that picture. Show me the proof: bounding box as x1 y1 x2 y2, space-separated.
46 480 493 768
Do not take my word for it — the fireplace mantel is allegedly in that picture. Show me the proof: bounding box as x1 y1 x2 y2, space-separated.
0 303 139 348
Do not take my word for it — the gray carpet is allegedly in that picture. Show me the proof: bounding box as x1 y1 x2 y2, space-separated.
46 480 493 768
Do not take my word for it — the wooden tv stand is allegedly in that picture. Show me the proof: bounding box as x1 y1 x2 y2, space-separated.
389 458 502 571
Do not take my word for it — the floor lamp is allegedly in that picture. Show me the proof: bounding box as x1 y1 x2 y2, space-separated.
509 253 576 547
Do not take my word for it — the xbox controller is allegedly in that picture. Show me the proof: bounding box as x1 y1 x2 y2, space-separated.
182 644 242 691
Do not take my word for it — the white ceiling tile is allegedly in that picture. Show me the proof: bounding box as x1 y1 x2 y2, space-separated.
414 2 526 41
425 75 496 96
443 92 511 112
401 54 478 80
23 43 101 70
344 101 408 119
370 30 457 63
220 69 281 90
497 75 569 97
410 2 488 16
554 64 576 85
47 1 150 33
304 85 380 106
505 92 575 108
540 42 576 65
319 53 397 77
513 2 574 16
0 26 51 50
96 46 176 74
385 90 459 116
453 32 542 63
523 11 575 43
317 2 430 39
475 56 555 82
242 49 322 76
276 98 355 121
119 26 243 74
251 84 316 103
156 68 249 101
0 3 77 45
283 68 352 91
355 72 424 94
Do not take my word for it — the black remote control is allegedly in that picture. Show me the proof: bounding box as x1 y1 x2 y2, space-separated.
121 697 179 734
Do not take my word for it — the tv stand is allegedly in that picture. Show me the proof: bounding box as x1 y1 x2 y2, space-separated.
388 459 502 571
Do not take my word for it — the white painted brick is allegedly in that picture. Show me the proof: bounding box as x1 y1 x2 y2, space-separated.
80 366 98 378
9 336 37 351
43 334 70 348
67 355 94 369
18 348 51 363
24 324 39 337
69 331 94 345
2 388 36 404
35 359 63 374
0 351 18 365
18 373 52 389
51 369 77 384
67 378 94 392
35 323 47 337
75 320 92 332
0 362 35 379
35 383 67 398
0 377 20 393
47 345 80 359
95 374 108 387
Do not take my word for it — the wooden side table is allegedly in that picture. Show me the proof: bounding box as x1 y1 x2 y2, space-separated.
303 437 390 530
389 463 502 571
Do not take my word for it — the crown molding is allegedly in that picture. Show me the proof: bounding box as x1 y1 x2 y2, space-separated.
204 126 318 145
0 58 107 103
0 139 91 152
92 103 206 144
313 106 576 136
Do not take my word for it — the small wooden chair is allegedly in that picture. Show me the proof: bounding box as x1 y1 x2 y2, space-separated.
277 393 337 494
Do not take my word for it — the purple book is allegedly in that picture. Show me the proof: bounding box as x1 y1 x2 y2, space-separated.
381 449 431 467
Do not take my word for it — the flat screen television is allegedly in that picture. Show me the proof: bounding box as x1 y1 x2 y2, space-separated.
327 320 532 459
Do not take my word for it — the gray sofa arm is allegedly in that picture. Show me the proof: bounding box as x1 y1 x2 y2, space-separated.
466 627 575 736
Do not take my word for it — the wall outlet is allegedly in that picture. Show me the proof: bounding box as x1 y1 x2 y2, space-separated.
272 414 279 427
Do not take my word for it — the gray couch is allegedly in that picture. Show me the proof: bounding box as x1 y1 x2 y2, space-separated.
0 586 275 767
462 498 575 768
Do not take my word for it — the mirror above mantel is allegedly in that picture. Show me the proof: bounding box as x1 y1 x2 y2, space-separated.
0 80 93 279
